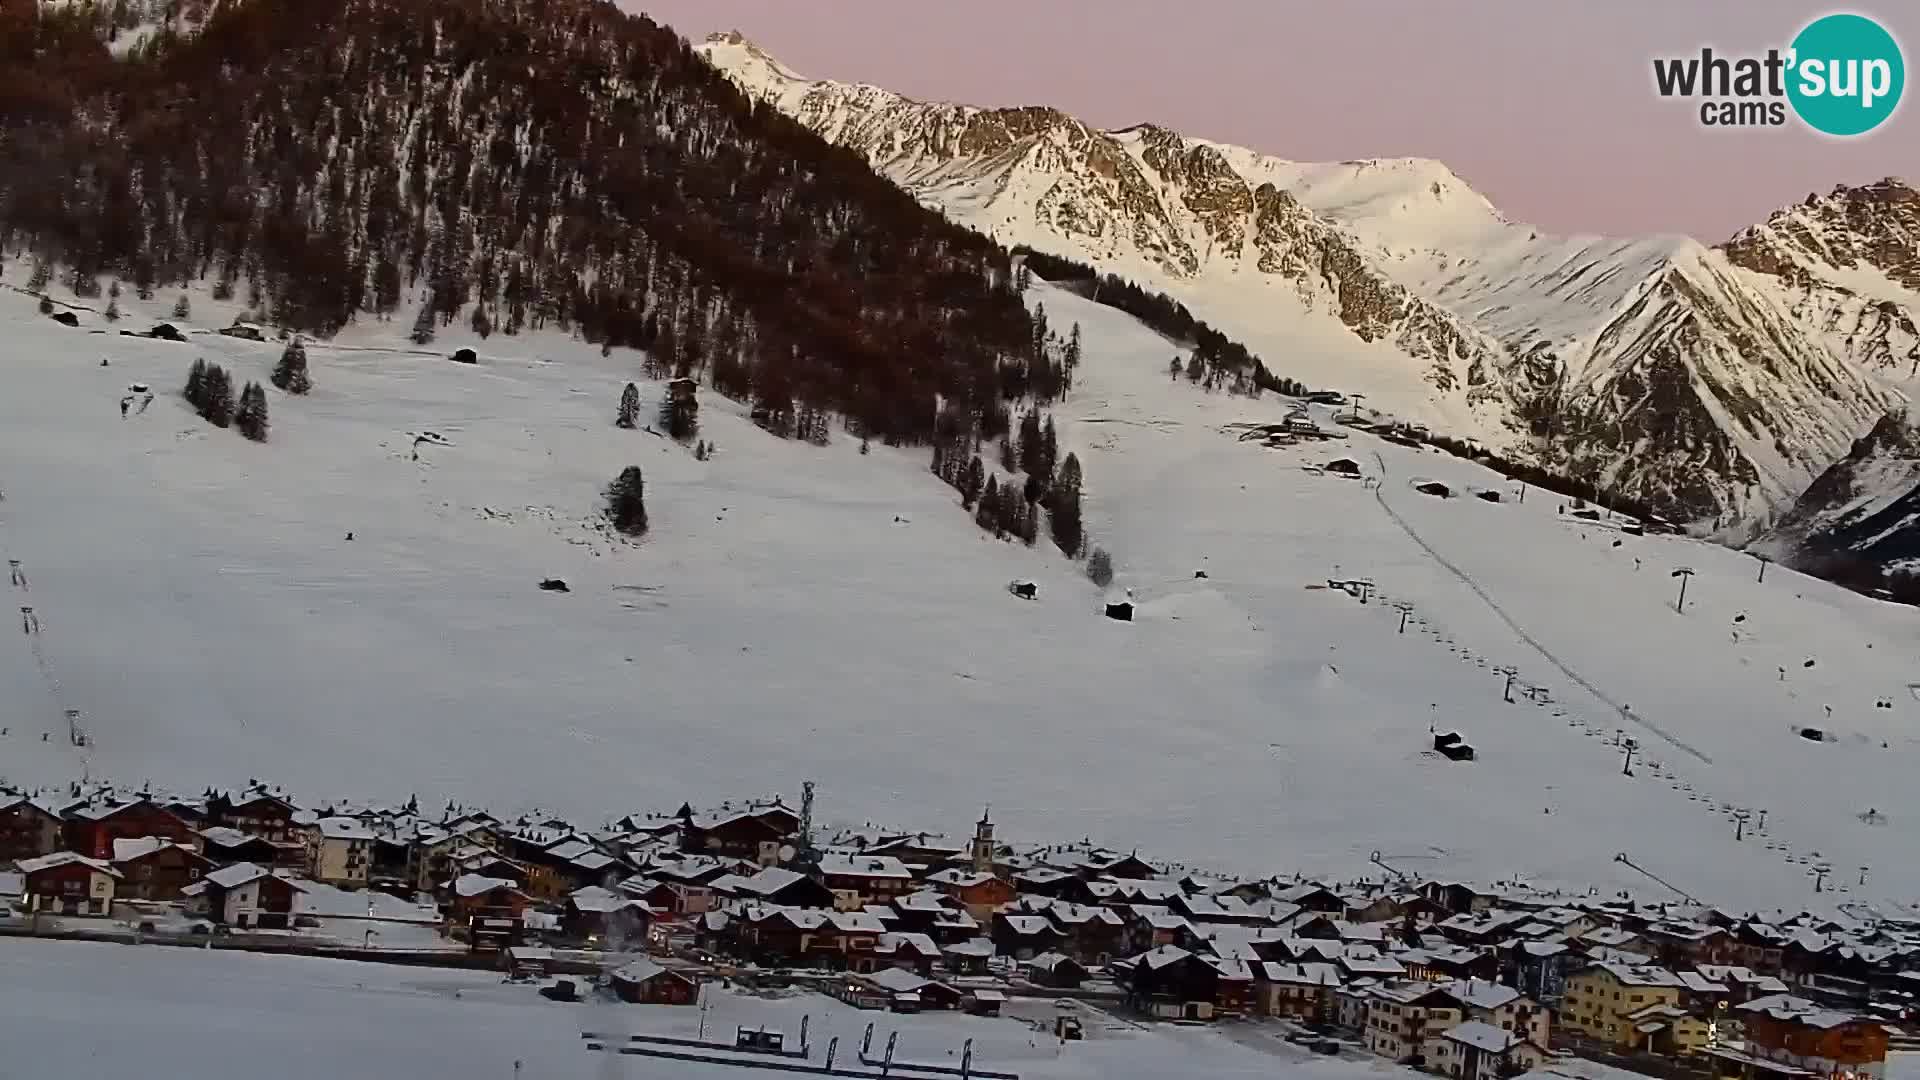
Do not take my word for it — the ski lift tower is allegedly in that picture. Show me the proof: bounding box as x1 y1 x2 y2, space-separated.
790 780 821 874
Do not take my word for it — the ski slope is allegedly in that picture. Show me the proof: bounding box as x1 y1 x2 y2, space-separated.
5 273 1920 912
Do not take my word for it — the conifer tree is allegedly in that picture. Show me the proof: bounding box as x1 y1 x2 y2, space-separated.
1017 409 1043 474
409 300 437 345
998 434 1016 472
617 382 640 429
184 357 208 409
202 364 235 427
1086 547 1114 587
37 296 53 315
271 337 312 394
961 455 985 508
27 261 51 293
1065 323 1082 371
172 295 191 320
1041 415 1059 479
660 382 699 442
1049 452 1084 557
976 476 999 532
470 305 492 339
235 382 269 442
604 465 648 536
104 297 121 323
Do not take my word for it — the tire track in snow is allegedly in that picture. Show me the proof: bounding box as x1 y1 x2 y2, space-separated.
1368 450 1715 766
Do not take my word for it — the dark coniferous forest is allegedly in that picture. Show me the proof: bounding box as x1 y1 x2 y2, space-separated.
0 0 1062 447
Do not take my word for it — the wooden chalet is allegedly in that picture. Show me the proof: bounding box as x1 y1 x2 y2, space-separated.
180 862 307 928
0 796 63 864
16 852 122 916
923 869 1016 919
677 803 799 865
110 836 214 900
208 790 300 843
610 958 700 1005
446 874 534 952
63 798 195 860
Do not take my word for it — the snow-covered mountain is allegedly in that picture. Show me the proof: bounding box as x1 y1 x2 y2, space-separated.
697 32 1916 526
1763 410 1920 570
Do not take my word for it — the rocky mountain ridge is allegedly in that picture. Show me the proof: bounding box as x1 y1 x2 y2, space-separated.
699 32 1919 526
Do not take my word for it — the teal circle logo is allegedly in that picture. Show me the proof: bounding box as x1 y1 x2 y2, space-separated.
1787 13 1904 136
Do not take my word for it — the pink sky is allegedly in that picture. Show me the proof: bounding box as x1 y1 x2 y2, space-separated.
627 0 1918 240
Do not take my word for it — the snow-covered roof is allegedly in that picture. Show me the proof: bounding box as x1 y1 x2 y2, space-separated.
1135 944 1193 971
1447 978 1522 1010
735 866 809 897
199 862 305 891
1445 1020 1524 1053
1585 962 1684 988
818 853 912 879
1260 961 1343 987
1737 993 1865 1028
569 885 645 913
611 958 680 984
942 939 996 958
998 914 1057 937
926 869 997 888
451 873 519 898
877 932 941 956
15 852 120 877
570 851 617 872
863 967 939 994
198 825 259 847
314 816 376 841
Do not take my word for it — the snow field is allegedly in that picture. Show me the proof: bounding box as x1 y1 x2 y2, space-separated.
4 269 1920 912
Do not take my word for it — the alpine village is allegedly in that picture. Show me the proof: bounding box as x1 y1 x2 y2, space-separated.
2 778 1913 1080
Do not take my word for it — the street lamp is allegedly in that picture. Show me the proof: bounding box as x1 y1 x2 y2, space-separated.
1670 567 1695 613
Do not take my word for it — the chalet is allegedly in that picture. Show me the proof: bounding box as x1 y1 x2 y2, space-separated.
16 852 122 916
1326 458 1363 477
306 816 375 886
110 836 214 900
726 865 837 909
63 798 195 860
1276 882 1350 913
1125 907 1196 954
1736 994 1890 1079
818 853 914 908
209 790 300 843
941 938 996 976
1433 731 1476 761
1256 961 1342 1021
1695 965 1790 1007
1416 481 1454 499
924 868 1016 919
609 958 700 1005
1642 920 1735 969
1433 1020 1549 1080
1013 866 1092 900
447 874 534 952
409 819 504 890
1023 952 1091 989
851 968 964 1012
1037 900 1126 963
993 913 1064 960
678 803 799 865
729 905 887 970
621 876 713 917
198 826 280 867
0 796 62 863
180 862 307 928
562 885 653 944
1120 945 1252 1020
870 932 945 976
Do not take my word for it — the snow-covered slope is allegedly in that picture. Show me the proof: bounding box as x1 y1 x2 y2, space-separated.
697 33 1914 527
9 269 1920 911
